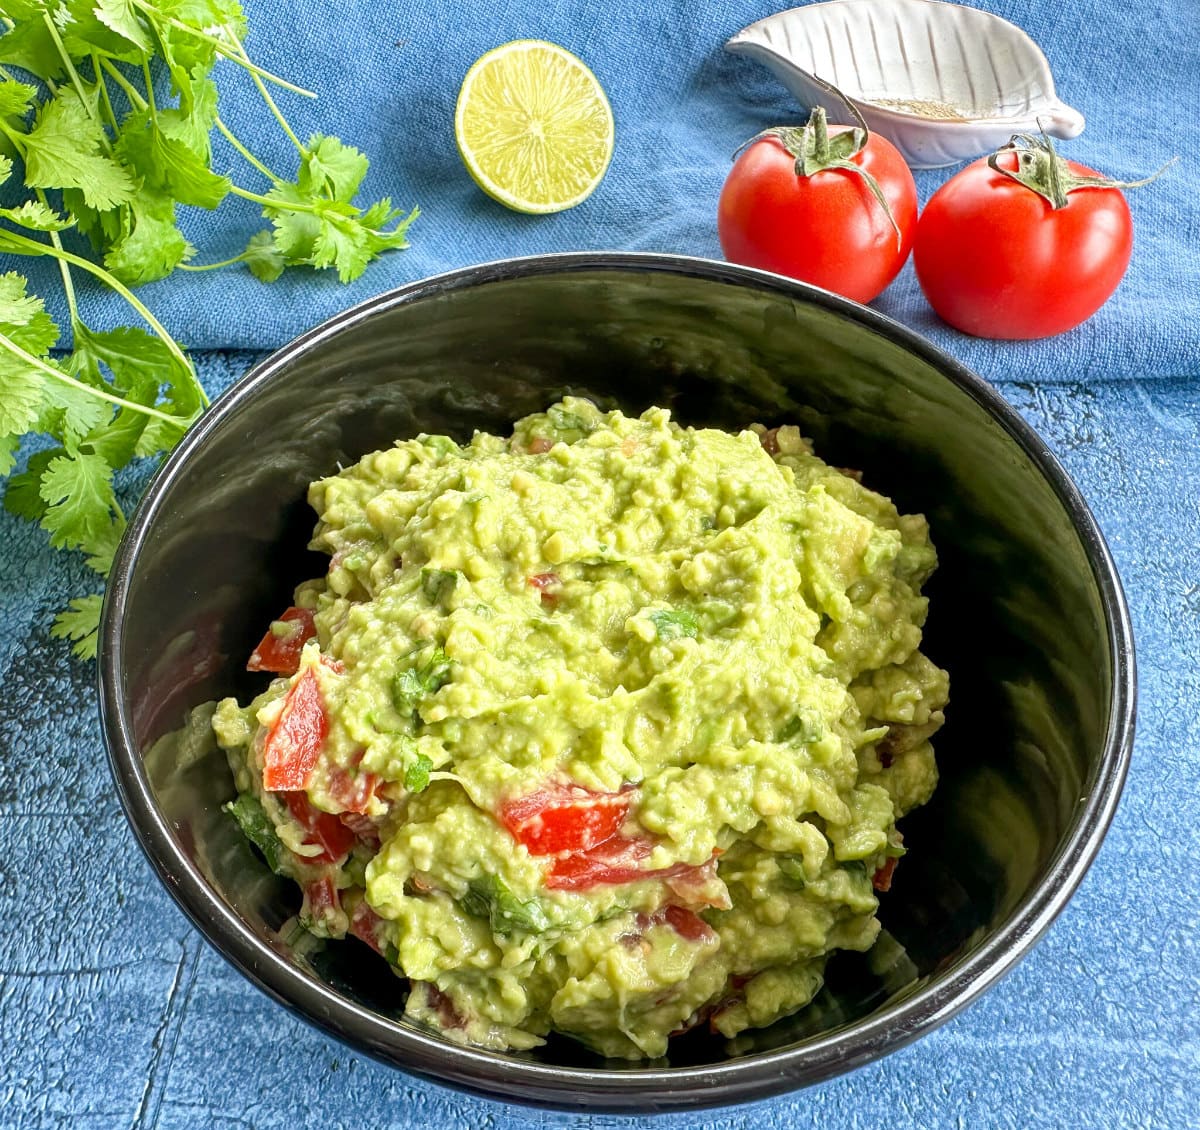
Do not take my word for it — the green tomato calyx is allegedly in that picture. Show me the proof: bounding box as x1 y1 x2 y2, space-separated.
736 104 902 250
988 127 1175 210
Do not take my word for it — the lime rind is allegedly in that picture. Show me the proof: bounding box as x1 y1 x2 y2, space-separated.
455 39 615 215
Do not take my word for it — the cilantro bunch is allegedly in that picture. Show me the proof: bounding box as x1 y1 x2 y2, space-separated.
0 1 417 657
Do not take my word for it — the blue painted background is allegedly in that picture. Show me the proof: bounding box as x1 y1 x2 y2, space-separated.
2 0 1199 1124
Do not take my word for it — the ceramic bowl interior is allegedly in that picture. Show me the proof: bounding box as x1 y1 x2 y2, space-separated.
99 254 1133 1112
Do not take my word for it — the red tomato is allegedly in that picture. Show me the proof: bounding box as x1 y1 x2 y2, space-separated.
545 837 715 891
262 668 328 791
283 791 355 863
914 149 1134 339
303 875 340 923
500 783 631 856
718 113 918 304
246 607 316 675
348 899 388 955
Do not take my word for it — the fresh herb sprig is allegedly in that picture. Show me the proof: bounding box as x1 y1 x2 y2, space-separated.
0 1 417 657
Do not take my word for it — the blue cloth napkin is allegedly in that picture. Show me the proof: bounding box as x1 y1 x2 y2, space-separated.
11 0 1200 381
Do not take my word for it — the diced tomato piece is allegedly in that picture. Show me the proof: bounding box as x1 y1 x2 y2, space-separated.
304 874 339 915
500 783 631 856
348 899 387 956
873 857 898 892
246 607 316 675
526 572 562 608
527 437 554 454
283 791 355 864
327 764 379 815
547 840 719 892
660 904 714 943
338 810 381 851
636 904 714 943
262 669 328 791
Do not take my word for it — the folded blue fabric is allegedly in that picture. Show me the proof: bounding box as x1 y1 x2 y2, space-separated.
11 0 1200 380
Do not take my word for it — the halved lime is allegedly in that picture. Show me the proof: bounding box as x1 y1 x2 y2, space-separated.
455 40 615 214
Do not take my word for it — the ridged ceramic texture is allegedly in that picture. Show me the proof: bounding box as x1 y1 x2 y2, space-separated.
726 0 1085 167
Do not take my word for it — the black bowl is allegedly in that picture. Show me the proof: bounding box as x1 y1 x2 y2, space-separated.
99 253 1134 1112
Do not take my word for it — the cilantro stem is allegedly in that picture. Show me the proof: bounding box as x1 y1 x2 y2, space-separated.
215 115 281 182
92 54 121 133
129 1 317 98
99 58 147 112
228 184 315 212
226 32 305 154
141 58 157 115
178 252 252 272
33 188 81 328
41 12 107 139
0 332 185 426
0 229 203 403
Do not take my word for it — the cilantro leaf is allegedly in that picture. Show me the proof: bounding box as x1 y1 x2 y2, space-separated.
242 230 285 282
462 874 552 935
69 323 183 463
37 450 117 553
37 373 111 442
51 594 104 661
22 90 137 211
82 518 123 576
0 270 60 347
649 608 700 641
0 19 62 81
93 0 156 53
392 649 453 718
223 792 287 874
403 753 433 794
156 65 218 156
300 134 369 203
310 213 371 283
0 201 73 231
116 109 230 209
3 449 57 522
0 78 36 123
63 187 125 249
420 568 458 608
103 188 194 285
59 0 152 62
0 434 17 477
0 273 61 438
0 361 44 439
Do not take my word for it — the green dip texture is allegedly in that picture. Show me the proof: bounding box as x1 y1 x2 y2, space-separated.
212 398 948 1058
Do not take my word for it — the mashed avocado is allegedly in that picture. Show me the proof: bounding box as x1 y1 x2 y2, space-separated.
212 398 948 1058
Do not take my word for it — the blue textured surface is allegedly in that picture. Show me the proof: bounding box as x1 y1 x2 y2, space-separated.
14 0 1200 379
2 359 1199 1127
4 0 1200 1124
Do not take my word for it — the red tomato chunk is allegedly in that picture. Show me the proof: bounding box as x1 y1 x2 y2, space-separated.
500 783 631 856
246 606 316 675
284 790 355 864
262 668 328 791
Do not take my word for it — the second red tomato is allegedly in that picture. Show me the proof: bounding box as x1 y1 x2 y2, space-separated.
717 121 918 304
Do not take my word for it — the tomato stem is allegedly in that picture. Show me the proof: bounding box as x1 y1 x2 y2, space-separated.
987 126 1176 210
734 106 902 250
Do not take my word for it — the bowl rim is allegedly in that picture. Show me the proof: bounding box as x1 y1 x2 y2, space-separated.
98 251 1136 1112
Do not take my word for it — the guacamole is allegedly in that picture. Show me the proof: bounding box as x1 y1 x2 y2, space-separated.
213 398 948 1058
